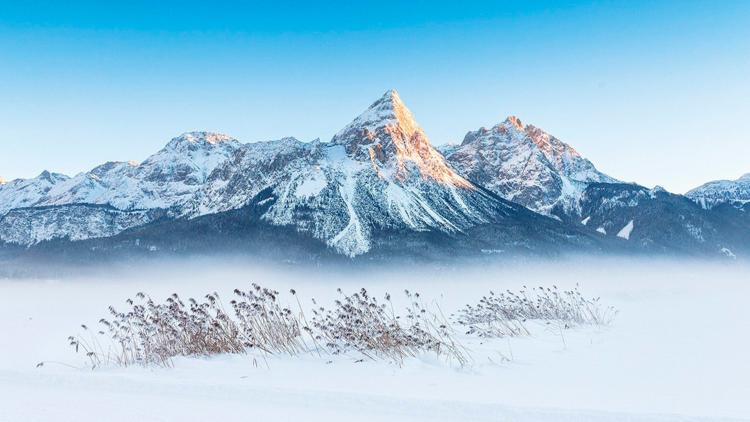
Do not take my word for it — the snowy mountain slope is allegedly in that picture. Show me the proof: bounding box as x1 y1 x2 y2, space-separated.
0 171 70 215
182 90 572 257
41 132 242 211
686 173 750 209
0 132 240 217
434 116 742 257
564 183 747 256
0 204 160 246
0 132 241 245
442 116 618 216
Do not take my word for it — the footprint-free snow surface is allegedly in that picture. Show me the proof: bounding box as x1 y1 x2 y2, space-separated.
1 260 748 421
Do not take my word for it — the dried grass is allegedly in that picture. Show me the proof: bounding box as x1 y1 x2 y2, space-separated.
70 284 469 368
454 285 617 338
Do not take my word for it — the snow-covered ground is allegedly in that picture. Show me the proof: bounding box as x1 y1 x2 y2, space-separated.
1 259 748 421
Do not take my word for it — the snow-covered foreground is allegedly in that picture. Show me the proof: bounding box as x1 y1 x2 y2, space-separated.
1 259 748 421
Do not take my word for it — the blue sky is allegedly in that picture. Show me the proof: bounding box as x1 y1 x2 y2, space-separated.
1 0 748 192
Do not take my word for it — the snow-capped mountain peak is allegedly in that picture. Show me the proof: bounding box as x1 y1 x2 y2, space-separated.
0 131 244 217
2 90 748 260
180 91 528 257
331 89 422 160
37 170 69 184
0 170 70 214
444 115 618 215
504 115 525 130
332 89 471 187
332 89 415 143
167 131 237 147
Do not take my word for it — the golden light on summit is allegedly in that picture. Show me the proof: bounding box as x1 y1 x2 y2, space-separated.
376 89 475 189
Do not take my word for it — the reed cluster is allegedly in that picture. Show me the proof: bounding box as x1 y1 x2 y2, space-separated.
454 285 617 338
70 284 615 368
70 285 468 368
310 288 468 365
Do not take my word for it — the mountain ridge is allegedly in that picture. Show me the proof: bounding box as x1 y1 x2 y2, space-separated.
687 173 750 209
1 90 747 261
442 115 618 216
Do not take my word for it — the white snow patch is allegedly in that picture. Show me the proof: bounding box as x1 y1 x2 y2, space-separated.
616 220 634 240
720 247 736 259
256 197 273 207
327 172 370 257
295 171 327 198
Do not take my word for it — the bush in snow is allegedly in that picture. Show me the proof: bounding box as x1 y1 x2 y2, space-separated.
70 285 304 368
454 285 617 338
69 284 468 368
309 288 468 365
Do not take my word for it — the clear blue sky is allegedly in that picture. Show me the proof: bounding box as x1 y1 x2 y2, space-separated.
1 0 748 192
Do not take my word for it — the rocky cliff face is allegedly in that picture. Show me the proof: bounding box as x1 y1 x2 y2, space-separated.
442 116 617 216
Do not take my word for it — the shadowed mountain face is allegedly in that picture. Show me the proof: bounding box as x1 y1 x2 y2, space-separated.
439 117 749 259
559 183 742 257
0 90 747 262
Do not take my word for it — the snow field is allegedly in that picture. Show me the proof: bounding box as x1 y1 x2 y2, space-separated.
1 259 748 421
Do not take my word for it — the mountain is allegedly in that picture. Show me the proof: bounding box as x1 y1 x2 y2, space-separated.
41 131 242 211
567 183 742 257
180 90 596 257
686 173 750 209
0 204 162 246
442 116 617 216
0 90 747 262
0 132 240 214
0 171 70 214
0 90 603 260
0 132 241 245
440 117 749 258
